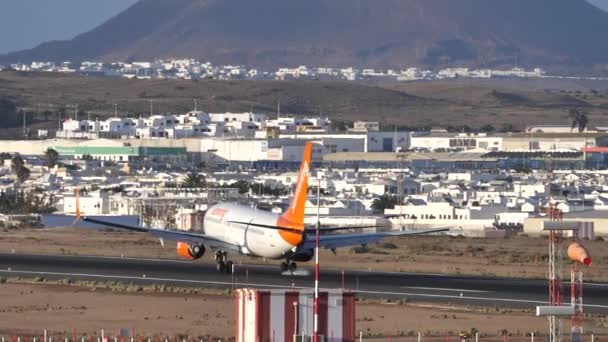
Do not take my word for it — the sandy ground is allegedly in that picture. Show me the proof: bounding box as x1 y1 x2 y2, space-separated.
1 227 607 282
1 227 607 339
0 281 607 340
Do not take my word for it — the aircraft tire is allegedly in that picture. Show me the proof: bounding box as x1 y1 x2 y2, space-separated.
280 262 289 272
225 261 234 274
289 262 297 273
216 261 226 273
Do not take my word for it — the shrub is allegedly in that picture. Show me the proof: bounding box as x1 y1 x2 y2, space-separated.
380 242 398 249
352 246 370 254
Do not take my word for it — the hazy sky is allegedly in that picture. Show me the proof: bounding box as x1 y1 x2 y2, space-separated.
0 0 138 54
0 0 607 55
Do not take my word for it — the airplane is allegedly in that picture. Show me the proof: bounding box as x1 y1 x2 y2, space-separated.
78 141 448 274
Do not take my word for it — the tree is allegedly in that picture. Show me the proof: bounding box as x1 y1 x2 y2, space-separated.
331 120 350 132
0 152 11 164
499 123 517 133
480 124 496 133
44 148 59 168
0 190 56 214
0 98 20 128
11 154 24 171
371 194 402 214
57 106 67 123
81 154 94 161
11 154 30 182
181 172 206 188
42 110 52 121
569 108 589 133
227 180 251 194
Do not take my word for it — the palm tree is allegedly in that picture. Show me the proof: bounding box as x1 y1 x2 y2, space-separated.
569 108 589 133
181 172 206 188
11 154 30 182
44 148 59 168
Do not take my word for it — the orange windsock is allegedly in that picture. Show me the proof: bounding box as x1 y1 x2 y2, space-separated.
568 242 592 266
75 188 81 219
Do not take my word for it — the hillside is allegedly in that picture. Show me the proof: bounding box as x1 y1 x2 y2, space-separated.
3 0 608 72
1 71 608 138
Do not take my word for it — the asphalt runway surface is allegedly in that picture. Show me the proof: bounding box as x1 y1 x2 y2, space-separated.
0 253 607 313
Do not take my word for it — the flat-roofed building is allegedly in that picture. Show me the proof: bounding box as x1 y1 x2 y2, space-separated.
503 133 606 151
52 146 187 162
410 132 503 152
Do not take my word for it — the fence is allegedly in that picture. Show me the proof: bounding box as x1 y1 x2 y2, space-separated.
0 332 605 342
363 332 604 342
0 334 227 342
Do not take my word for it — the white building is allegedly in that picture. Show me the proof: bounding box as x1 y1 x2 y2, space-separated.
62 191 110 215
410 133 502 151
209 112 267 125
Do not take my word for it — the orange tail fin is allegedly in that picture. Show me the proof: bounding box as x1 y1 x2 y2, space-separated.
280 141 312 228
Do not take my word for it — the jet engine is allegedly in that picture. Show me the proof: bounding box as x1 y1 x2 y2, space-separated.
177 242 206 260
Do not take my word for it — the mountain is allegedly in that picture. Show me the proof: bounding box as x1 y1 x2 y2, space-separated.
3 0 608 71
588 0 608 11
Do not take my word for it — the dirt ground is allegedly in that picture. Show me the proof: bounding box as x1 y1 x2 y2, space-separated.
0 281 607 339
0 228 607 339
1 227 606 282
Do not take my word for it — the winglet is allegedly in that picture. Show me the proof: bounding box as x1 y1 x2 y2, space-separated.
280 141 312 227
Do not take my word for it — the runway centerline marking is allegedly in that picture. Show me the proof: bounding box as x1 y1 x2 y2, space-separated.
3 253 608 288
402 286 489 293
2 268 607 309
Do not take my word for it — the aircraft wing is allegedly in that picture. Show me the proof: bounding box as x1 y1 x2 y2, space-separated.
299 228 450 250
81 216 240 253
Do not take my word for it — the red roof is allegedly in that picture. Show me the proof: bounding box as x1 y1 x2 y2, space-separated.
582 147 608 153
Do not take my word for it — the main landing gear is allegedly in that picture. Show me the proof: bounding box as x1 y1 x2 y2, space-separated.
280 260 298 273
215 251 233 274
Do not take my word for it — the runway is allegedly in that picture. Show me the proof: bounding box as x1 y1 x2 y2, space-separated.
0 253 607 312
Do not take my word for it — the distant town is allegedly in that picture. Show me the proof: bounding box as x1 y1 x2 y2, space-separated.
0 105 607 239
3 58 608 82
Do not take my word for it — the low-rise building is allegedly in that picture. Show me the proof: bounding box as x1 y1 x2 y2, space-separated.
53 146 187 163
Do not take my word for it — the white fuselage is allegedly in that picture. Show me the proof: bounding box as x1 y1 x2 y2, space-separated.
203 203 296 259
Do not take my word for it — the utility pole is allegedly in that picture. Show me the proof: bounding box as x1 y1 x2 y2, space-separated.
313 178 321 342
22 110 27 140
277 100 281 119
114 104 118 118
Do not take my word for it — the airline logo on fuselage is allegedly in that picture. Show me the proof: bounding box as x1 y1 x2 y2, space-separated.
208 208 228 220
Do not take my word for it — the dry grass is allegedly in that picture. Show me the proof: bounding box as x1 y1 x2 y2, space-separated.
1 227 607 282
1 280 607 338
1 71 608 135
